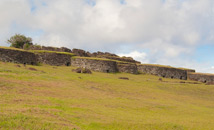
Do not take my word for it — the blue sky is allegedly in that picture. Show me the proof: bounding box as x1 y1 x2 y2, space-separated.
0 0 214 73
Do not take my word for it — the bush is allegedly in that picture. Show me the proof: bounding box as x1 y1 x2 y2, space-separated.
7 34 33 49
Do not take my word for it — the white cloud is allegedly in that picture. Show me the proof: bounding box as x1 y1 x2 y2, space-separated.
0 0 214 72
118 51 148 63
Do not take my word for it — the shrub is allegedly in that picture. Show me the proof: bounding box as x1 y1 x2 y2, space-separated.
7 34 33 49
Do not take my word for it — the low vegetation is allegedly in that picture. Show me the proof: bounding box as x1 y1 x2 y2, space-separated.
29 50 75 56
72 56 133 64
7 34 33 49
0 61 214 130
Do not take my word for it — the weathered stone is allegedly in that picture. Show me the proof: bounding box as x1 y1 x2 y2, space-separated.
15 65 21 68
117 63 138 74
82 68 92 74
71 49 90 57
90 51 140 63
186 69 196 73
28 67 37 71
29 45 72 53
90 51 118 57
0 48 37 65
72 67 92 74
36 52 72 66
71 58 118 73
72 68 82 73
137 64 188 80
188 72 214 83
118 77 129 80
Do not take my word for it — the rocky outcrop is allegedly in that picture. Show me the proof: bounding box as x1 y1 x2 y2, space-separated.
71 58 118 73
36 52 72 66
117 63 138 74
90 51 118 57
30 46 140 64
0 48 37 65
29 45 72 53
188 73 214 83
90 51 140 64
71 49 90 57
137 64 188 80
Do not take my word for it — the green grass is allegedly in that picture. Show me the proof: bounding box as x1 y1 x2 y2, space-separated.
138 64 196 71
0 61 214 130
72 56 134 64
0 46 27 52
29 50 75 56
0 46 75 57
189 72 214 76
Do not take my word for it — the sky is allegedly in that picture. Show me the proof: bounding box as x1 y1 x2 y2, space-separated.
0 0 214 73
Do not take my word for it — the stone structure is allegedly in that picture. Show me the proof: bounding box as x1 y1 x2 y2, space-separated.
137 64 188 80
70 49 141 63
180 68 196 73
117 62 138 74
188 73 214 83
1 46 214 83
71 49 90 57
90 51 118 57
0 47 72 66
71 58 118 73
36 52 72 66
29 45 72 53
90 51 141 64
0 48 37 65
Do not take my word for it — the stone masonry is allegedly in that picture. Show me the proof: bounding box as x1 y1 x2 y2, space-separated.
137 64 188 80
0 48 37 65
1 46 214 83
188 72 214 83
36 52 72 66
71 58 118 73
117 62 138 74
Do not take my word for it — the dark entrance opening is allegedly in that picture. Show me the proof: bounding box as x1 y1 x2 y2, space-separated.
204 80 207 83
66 62 71 66
31 62 34 65
162 75 166 78
180 76 183 80
106 70 109 73
171 76 174 79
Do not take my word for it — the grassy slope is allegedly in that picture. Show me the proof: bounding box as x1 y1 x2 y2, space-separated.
0 62 214 130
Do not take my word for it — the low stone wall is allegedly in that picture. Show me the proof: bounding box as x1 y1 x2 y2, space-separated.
188 73 214 83
71 58 118 73
0 48 37 65
117 63 138 74
137 64 188 80
36 52 72 66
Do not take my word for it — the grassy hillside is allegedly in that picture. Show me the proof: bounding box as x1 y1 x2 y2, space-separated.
0 61 214 130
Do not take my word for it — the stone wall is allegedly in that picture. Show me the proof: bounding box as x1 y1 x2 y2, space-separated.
188 73 214 83
137 64 188 80
3 47 214 83
36 52 72 66
0 48 37 65
71 58 118 73
117 63 138 74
